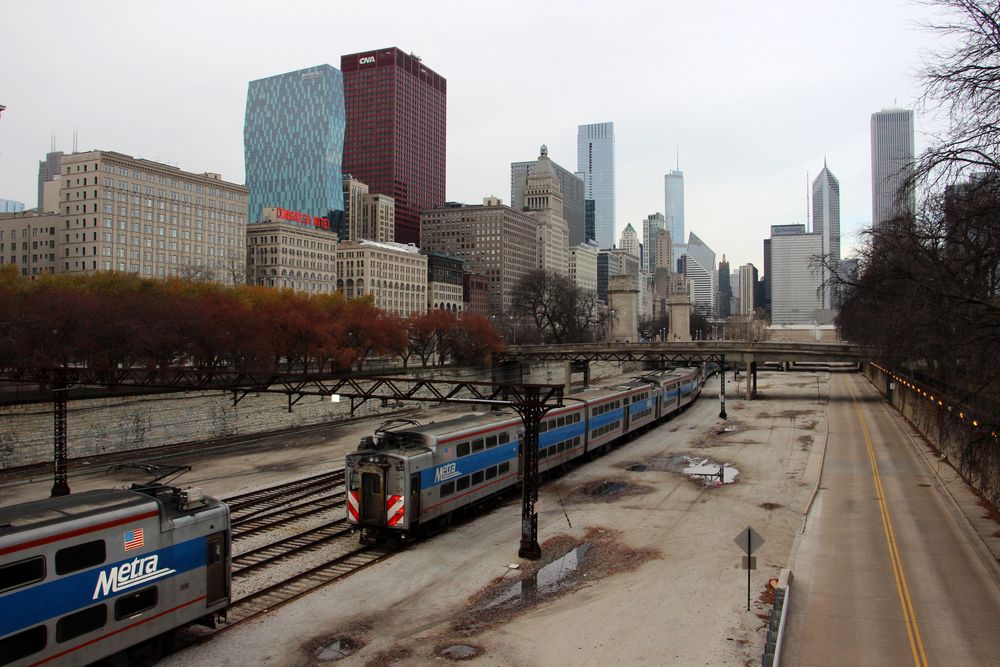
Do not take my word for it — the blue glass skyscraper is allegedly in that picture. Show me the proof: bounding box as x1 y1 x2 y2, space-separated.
577 122 615 249
244 65 346 225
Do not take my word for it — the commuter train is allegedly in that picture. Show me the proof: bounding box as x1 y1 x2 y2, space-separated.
346 366 705 541
0 483 229 667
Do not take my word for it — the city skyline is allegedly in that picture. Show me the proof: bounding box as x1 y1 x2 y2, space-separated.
0 1 945 270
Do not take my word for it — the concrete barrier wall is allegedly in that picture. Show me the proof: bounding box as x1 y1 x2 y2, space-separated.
0 359 633 469
865 364 1000 507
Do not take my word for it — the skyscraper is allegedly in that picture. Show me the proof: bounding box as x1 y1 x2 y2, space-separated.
38 150 63 212
871 109 915 227
718 255 731 318
682 232 717 317
244 65 346 226
577 122 615 249
641 212 666 273
619 223 640 260
664 170 685 251
341 48 447 245
812 163 841 309
511 151 585 246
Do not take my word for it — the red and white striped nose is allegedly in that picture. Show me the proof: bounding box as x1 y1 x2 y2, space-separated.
386 495 405 527
347 490 360 521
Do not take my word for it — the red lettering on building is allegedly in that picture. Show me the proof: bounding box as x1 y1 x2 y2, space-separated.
273 207 330 230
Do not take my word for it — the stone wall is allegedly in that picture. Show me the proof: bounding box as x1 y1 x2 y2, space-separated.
865 364 1000 506
0 359 635 469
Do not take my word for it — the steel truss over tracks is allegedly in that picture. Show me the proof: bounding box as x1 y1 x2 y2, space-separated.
0 365 562 559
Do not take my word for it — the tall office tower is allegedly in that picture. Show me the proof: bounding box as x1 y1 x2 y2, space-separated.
342 176 395 243
584 199 596 244
654 228 672 270
771 228 825 325
577 122 615 248
717 254 731 318
522 146 569 276
619 223 640 259
664 170 685 253
871 109 916 227
763 224 805 315
738 263 759 315
641 212 666 272
38 150 64 212
812 163 841 309
682 232 717 317
512 150 585 245
245 65 346 226
341 48 447 245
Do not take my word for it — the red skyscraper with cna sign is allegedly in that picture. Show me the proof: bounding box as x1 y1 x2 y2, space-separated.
341 48 446 245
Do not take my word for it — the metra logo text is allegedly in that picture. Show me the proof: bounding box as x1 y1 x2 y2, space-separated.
93 554 176 600
434 462 460 483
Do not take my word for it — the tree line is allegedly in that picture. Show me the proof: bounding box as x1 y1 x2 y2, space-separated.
0 267 503 372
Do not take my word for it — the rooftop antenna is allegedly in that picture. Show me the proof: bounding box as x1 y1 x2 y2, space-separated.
72 128 78 153
806 170 811 232
50 133 56 152
676 146 680 171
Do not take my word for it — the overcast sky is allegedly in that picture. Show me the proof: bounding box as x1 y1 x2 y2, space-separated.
0 0 948 270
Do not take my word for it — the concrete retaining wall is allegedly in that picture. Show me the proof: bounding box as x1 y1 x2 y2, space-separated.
0 359 633 469
865 364 1000 507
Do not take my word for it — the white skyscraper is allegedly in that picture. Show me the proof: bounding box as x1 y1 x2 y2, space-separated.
664 170 684 265
871 109 916 227
577 122 616 249
619 223 640 260
812 162 840 309
682 232 716 317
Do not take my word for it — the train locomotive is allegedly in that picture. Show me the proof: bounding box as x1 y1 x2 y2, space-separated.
346 366 705 541
0 483 230 667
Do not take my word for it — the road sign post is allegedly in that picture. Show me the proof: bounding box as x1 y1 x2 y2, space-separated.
735 526 764 611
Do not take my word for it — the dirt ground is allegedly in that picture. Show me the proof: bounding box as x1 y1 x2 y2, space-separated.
155 369 831 667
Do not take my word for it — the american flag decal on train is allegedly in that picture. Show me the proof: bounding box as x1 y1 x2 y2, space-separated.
123 528 144 551
386 495 405 527
347 490 360 521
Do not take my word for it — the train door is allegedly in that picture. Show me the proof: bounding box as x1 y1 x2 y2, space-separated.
408 473 420 524
206 532 227 605
623 398 631 432
361 469 386 524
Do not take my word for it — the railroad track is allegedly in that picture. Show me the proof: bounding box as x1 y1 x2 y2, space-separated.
224 469 345 516
231 491 347 539
232 519 353 577
224 545 393 625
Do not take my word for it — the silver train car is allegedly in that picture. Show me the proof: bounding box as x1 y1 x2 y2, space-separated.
346 366 705 541
0 485 230 667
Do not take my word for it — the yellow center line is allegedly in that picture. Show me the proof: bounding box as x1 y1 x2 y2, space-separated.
851 381 929 667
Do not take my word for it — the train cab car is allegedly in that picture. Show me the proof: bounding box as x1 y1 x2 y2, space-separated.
347 413 522 541
0 486 229 667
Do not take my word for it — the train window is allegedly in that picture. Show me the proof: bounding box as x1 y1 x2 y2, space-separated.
499 461 510 475
539 421 547 433
485 466 498 480
56 603 107 643
457 443 470 457
472 470 484 485
349 473 359 491
486 435 497 449
471 439 485 453
456 476 470 491
498 432 510 444
440 481 455 497
539 448 548 459
0 556 45 593
0 625 46 665
55 540 106 575
557 442 565 453
557 416 565 428
115 586 158 620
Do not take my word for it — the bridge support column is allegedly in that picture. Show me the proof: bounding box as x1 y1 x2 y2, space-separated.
719 354 727 419
751 361 758 400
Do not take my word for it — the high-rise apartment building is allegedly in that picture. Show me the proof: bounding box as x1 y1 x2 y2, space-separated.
577 122 615 249
641 212 666 273
58 150 247 284
244 65 346 226
341 48 447 245
812 163 840 309
664 170 685 253
512 150 585 246
420 198 537 316
871 109 915 227
738 263 758 315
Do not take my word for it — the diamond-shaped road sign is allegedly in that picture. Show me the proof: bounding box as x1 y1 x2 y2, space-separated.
734 526 764 555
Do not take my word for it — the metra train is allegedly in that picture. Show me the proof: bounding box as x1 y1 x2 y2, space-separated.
0 484 229 667
346 366 705 541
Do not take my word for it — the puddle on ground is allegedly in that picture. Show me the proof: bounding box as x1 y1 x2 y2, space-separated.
315 636 361 661
627 463 650 472
585 481 627 496
636 453 739 485
760 502 782 511
482 543 592 611
437 644 482 660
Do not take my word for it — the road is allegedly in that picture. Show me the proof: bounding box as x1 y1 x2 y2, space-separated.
785 373 1000 666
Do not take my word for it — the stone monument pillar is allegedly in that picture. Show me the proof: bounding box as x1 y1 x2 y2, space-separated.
608 274 639 343
668 292 692 341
